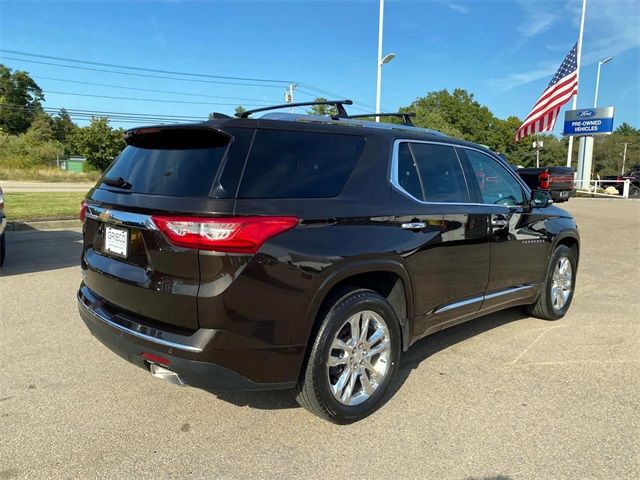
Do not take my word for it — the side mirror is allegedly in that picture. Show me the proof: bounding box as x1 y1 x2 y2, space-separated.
531 190 553 208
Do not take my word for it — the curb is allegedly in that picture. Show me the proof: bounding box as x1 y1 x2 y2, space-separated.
6 219 81 231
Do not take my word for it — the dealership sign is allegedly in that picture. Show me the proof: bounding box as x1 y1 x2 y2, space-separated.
563 106 615 136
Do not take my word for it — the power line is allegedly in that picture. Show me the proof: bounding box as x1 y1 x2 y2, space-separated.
33 76 278 103
0 48 294 84
43 90 270 107
1 52 381 111
0 56 288 89
0 104 206 123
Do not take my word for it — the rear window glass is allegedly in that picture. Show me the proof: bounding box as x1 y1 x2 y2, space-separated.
100 129 229 197
237 129 365 199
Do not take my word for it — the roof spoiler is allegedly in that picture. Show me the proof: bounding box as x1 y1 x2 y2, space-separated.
237 100 353 119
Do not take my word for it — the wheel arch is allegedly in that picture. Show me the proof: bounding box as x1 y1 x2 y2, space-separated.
552 230 580 265
299 260 414 379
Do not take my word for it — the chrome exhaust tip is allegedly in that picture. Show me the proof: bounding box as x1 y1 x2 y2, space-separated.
149 363 185 386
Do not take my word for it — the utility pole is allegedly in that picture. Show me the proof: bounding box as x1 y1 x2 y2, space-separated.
621 142 628 175
285 83 298 112
533 139 544 168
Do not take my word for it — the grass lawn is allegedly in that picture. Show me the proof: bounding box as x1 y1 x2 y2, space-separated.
3 192 86 221
0 167 101 183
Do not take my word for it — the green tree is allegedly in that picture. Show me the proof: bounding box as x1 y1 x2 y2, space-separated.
26 113 56 142
592 132 640 176
0 64 44 134
234 105 246 116
73 117 125 171
401 89 496 145
307 97 338 117
614 122 638 136
53 108 79 152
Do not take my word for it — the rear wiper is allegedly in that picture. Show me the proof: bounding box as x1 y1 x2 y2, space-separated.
102 176 132 189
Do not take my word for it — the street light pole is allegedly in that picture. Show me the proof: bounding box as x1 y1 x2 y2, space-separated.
375 0 385 122
593 56 613 108
577 56 613 189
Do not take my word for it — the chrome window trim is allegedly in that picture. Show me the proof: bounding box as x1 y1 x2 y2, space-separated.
85 204 157 230
390 139 531 207
78 296 203 353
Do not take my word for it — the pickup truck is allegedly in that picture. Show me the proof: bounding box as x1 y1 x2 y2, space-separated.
602 166 640 198
516 166 576 203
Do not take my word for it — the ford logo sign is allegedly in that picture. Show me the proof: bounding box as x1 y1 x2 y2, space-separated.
577 110 596 118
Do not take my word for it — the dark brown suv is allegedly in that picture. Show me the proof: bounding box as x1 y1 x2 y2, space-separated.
78 101 579 423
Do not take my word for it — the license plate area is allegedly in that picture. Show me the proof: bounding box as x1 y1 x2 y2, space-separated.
559 191 569 198
104 225 129 258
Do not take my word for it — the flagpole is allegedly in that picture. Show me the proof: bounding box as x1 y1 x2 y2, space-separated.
566 0 587 167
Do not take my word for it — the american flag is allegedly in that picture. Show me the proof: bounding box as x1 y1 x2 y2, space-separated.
515 42 578 141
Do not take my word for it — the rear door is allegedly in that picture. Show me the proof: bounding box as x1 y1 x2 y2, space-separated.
82 127 236 332
458 147 550 306
391 141 490 338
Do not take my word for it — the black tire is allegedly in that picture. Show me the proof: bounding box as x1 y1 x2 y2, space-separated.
295 288 401 424
527 245 577 320
629 186 640 198
0 232 5 267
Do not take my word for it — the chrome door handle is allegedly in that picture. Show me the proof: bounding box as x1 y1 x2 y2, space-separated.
491 218 508 227
401 222 426 230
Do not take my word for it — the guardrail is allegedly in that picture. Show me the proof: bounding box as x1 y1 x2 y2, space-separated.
574 179 631 199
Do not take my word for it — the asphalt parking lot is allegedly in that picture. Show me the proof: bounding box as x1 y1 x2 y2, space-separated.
1 198 638 479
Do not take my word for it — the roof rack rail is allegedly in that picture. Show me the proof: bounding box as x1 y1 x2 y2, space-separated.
208 112 232 119
343 112 416 126
237 99 353 119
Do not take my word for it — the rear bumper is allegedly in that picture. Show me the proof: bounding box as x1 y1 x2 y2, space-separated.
550 189 575 202
77 285 298 391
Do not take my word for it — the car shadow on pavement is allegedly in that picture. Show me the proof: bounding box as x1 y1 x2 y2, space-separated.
213 308 529 412
0 228 82 277
397 308 528 378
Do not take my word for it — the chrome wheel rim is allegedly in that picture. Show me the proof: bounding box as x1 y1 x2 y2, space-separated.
551 256 573 311
326 310 391 406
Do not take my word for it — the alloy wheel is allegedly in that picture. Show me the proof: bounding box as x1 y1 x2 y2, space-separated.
551 256 573 311
326 310 391 406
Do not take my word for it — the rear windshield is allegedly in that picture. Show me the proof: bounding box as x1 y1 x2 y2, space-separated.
100 129 230 197
237 129 365 199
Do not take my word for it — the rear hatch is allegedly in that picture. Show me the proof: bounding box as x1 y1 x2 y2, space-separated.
81 126 236 332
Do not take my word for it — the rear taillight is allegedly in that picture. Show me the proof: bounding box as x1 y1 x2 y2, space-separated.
538 171 550 190
79 200 88 222
151 215 299 253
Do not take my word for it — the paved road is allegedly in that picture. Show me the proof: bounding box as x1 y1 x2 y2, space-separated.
0 180 95 193
1 198 638 479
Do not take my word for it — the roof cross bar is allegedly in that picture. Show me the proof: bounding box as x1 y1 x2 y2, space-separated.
343 112 416 126
237 99 353 119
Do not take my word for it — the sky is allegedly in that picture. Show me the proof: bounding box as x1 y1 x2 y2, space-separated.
1 0 638 135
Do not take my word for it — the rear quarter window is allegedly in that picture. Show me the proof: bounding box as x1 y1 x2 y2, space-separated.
237 129 365 199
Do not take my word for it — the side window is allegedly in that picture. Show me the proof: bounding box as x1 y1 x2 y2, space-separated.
396 143 424 200
408 143 470 203
237 130 364 199
462 149 525 206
